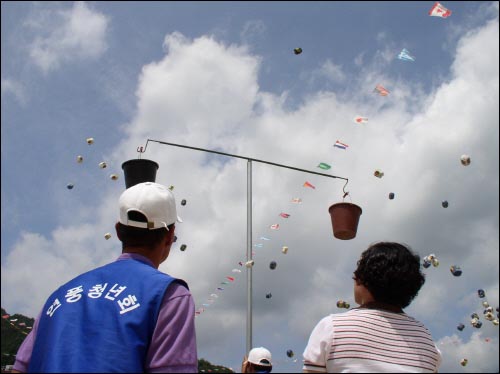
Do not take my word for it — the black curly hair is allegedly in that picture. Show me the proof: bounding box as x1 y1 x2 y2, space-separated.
353 242 426 309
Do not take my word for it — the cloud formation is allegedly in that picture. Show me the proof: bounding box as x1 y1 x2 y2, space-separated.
1 78 27 105
24 2 109 73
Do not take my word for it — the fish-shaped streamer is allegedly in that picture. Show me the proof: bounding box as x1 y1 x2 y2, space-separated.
397 48 415 62
374 84 389 96
232 269 242 273
270 224 280 230
260 236 271 241
333 140 348 150
317 162 331 170
303 181 316 189
279 213 290 218
226 276 235 282
291 198 302 204
353 116 368 124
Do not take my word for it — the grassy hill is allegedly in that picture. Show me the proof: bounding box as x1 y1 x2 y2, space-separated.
1 308 34 367
1 307 233 372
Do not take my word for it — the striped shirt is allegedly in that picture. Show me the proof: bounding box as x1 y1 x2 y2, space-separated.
303 308 441 373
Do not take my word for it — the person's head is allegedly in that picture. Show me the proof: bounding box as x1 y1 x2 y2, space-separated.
115 182 181 266
246 347 272 373
353 242 425 309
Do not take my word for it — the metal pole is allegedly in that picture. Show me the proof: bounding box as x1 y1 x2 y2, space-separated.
140 138 350 356
142 138 348 183
246 159 253 354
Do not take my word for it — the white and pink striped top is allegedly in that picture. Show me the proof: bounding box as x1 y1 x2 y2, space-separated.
303 308 441 373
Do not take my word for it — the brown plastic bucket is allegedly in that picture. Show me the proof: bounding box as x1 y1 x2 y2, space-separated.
328 202 362 240
121 159 159 188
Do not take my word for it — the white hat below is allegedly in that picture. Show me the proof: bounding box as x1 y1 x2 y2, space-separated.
119 182 182 230
248 347 272 366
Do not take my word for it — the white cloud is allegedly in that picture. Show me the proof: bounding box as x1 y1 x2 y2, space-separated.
437 332 499 373
1 78 27 105
317 60 345 83
24 2 109 73
240 20 267 46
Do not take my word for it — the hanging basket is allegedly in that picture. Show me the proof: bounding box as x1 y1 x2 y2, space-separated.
328 202 362 240
121 159 159 189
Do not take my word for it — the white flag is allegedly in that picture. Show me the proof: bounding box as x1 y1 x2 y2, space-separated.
429 2 451 18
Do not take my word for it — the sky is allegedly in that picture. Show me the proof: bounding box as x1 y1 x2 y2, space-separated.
1 1 499 372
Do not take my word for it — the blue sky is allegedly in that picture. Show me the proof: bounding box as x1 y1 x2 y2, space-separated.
1 1 499 372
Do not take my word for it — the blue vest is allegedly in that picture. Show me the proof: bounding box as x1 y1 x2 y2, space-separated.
28 258 187 373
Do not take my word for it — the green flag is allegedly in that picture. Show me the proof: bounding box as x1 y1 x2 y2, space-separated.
317 162 331 170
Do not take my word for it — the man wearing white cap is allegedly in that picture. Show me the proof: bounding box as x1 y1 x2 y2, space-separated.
12 182 198 373
242 347 273 373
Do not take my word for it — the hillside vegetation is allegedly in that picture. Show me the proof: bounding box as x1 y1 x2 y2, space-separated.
1 308 233 372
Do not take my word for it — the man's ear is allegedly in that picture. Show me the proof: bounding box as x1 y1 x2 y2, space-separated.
166 225 176 245
115 222 122 241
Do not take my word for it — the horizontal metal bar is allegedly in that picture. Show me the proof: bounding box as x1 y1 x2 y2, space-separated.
144 138 348 181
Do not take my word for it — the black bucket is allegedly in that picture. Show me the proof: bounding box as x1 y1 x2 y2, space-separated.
121 159 159 188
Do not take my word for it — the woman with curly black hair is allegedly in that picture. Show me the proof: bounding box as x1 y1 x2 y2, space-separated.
303 242 441 373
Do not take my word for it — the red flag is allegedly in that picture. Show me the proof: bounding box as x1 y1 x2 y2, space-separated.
303 181 316 189
429 2 451 18
374 84 389 96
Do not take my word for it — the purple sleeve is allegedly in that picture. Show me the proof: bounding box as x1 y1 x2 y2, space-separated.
12 311 42 372
146 282 198 373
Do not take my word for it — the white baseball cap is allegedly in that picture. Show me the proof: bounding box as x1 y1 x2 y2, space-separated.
119 182 182 230
248 347 272 366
